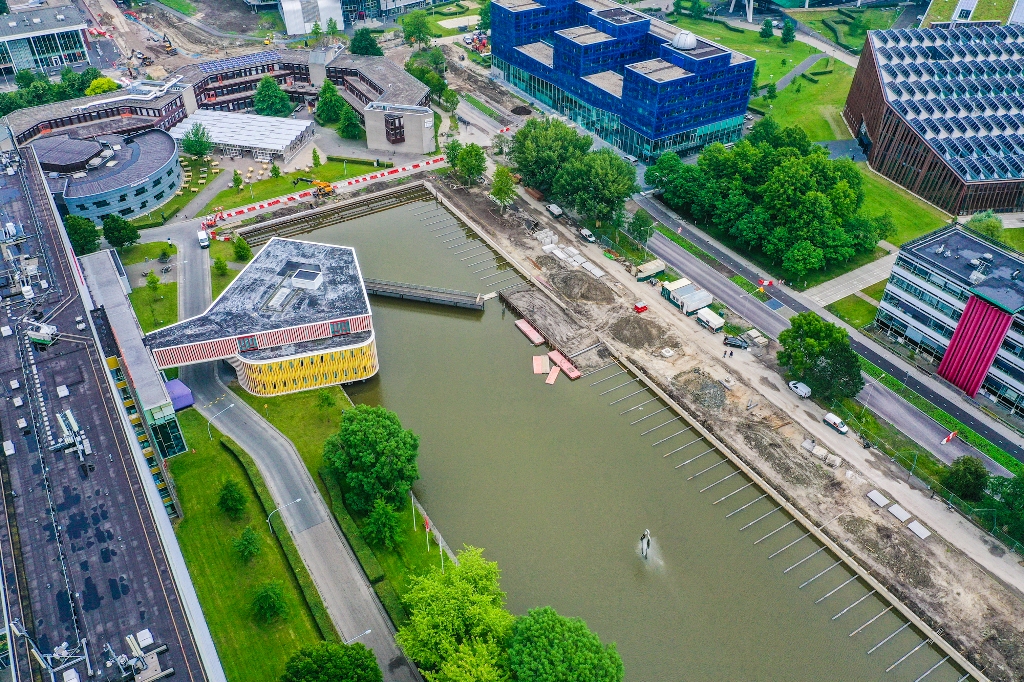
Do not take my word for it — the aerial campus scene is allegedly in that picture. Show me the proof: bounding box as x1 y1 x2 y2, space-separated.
3 0 1024 679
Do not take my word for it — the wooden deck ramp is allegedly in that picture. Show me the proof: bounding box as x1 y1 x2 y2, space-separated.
364 278 485 310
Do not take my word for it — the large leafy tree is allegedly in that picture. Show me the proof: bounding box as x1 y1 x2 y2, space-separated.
85 77 119 96
362 498 402 549
507 606 623 682
254 76 293 117
490 166 517 212
323 404 420 513
338 102 363 140
508 118 592 196
351 28 384 56
396 547 515 672
217 479 247 520
966 209 1003 242
478 0 491 31
181 122 214 157
944 456 989 503
777 312 863 400
316 79 343 124
551 148 639 226
427 640 507 682
456 144 486 185
628 208 654 243
281 642 382 682
64 215 100 255
403 10 432 46
102 214 140 250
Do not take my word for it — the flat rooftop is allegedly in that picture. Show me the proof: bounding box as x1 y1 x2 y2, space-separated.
557 25 615 45
628 58 690 82
0 4 86 39
595 6 645 23
494 0 542 10
147 237 371 350
326 53 430 106
905 225 1024 313
168 110 313 154
516 42 554 67
80 249 171 410
583 70 624 97
57 130 177 199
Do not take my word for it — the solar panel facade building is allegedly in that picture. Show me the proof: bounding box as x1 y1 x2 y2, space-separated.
844 23 1024 215
491 0 754 162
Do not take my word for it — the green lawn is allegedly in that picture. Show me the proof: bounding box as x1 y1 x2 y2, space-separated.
203 160 377 214
785 7 901 51
923 0 957 26
212 267 241 301
861 279 888 302
826 294 878 328
209 238 255 264
668 16 819 84
752 62 854 141
119 242 177 266
171 409 320 682
857 163 949 245
156 0 197 15
128 282 177 332
133 156 209 227
463 93 500 120
969 0 1016 21
425 1 480 37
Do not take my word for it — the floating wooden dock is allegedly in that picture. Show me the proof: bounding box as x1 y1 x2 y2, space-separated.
548 350 581 379
364 278 484 310
515 319 545 345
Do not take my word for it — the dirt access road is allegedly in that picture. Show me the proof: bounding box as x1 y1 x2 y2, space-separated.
435 176 1024 681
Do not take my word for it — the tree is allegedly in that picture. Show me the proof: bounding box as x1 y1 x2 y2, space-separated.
944 456 989 503
490 166 517 211
310 21 323 43
749 65 761 97
326 17 339 38
315 388 336 414
64 215 99 255
146 270 160 297
316 79 344 124
428 640 507 682
322 404 420 513
281 642 382 682
233 236 252 262
781 20 796 45
338 102 363 140
690 0 706 21
551 148 640 226
270 163 281 178
351 28 384 56
760 18 774 39
362 498 402 549
396 547 515 672
966 209 1004 242
427 47 446 73
102 214 140 250
181 122 214 157
312 147 322 168
672 0 685 14
509 118 592 196
213 256 228 277
777 312 863 399
233 169 244 192
478 0 492 31
84 76 119 96
444 139 464 169
403 10 432 46
805 341 864 401
232 526 261 563
628 208 655 243
15 69 36 90
508 606 623 682
217 479 247 520
440 89 460 112
251 581 287 623
764 82 777 101
253 76 292 117
456 144 486 185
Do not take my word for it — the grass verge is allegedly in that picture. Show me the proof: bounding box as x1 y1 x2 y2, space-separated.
203 160 377 214
156 0 197 15
752 62 855 141
857 163 949 245
858 356 1023 476
826 294 878 328
119 242 177 266
170 409 321 682
128 282 177 332
463 93 500 120
861 279 888 302
654 225 719 266
730 274 770 302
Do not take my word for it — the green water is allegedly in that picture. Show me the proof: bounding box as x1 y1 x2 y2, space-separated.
305 202 961 682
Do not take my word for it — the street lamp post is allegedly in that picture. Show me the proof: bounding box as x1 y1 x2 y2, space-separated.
267 497 302 534
207 403 235 440
344 629 372 645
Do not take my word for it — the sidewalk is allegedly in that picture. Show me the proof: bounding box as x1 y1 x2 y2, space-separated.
803 241 897 305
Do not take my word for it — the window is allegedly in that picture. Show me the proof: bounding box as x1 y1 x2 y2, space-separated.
237 336 258 352
119 194 127 202
76 204 87 210
153 178 162 187
154 191 165 201
139 201 148 209
166 168 174 177
118 207 134 216
330 320 350 335
135 186 147 196
93 199 110 208
385 114 405 144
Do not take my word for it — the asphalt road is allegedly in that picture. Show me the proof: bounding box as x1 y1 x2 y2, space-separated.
142 219 421 681
638 195 1024 473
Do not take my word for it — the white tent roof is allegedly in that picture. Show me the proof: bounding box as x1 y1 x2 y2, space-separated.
167 110 314 155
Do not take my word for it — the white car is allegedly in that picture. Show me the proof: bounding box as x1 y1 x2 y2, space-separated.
580 228 596 243
788 381 811 398
824 412 849 434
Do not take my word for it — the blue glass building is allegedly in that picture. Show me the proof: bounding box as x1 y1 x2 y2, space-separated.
492 0 755 162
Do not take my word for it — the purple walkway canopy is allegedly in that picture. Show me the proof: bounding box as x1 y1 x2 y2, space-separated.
165 379 194 411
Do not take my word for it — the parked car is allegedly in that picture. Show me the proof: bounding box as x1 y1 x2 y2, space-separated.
788 381 811 398
463 34 474 44
580 227 596 243
621 153 639 166
823 412 849 434
723 335 748 349
546 204 564 218
772 19 782 28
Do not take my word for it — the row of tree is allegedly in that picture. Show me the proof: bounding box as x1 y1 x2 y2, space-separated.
405 52 461 112
645 117 896 279
443 139 486 186
508 118 639 227
65 214 140 256
0 67 118 118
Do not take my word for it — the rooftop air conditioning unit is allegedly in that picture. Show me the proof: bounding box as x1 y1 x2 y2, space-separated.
32 17 41 23
56 14 65 20
7 21 16 27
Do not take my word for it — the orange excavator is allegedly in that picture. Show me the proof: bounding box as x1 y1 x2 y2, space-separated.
293 177 335 197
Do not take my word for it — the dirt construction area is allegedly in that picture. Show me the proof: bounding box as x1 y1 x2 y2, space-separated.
433 175 1024 681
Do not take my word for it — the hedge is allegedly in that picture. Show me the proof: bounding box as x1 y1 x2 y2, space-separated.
326 155 393 168
747 104 768 116
801 73 819 84
219 438 339 642
135 204 182 230
809 68 834 76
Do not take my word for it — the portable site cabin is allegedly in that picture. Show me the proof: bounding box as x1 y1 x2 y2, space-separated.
636 259 666 282
696 307 725 333
661 278 713 314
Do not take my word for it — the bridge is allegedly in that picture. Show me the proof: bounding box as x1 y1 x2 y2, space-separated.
364 278 484 310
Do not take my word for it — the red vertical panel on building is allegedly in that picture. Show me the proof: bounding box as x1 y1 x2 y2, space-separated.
937 296 1012 397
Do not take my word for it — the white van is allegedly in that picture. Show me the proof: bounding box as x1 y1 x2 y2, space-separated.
621 154 639 166
788 381 812 398
546 204 564 219
823 413 849 434
197 230 210 248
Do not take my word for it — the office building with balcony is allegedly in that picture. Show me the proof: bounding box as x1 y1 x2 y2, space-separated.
491 0 754 162
0 5 89 75
843 23 1024 215
875 224 1024 418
